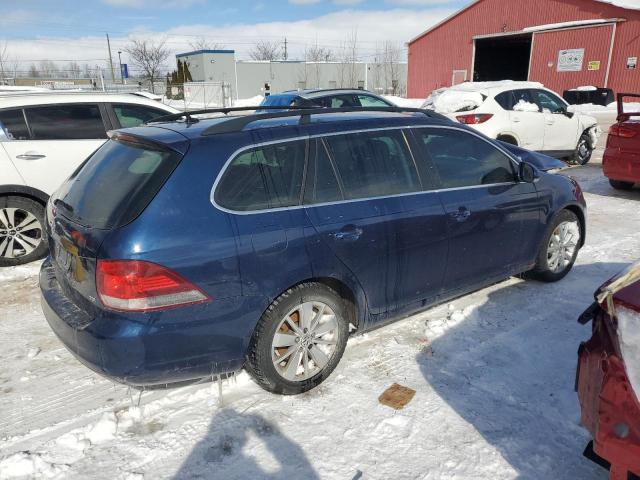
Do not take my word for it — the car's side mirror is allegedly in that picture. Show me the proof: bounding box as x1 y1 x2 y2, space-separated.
519 162 537 183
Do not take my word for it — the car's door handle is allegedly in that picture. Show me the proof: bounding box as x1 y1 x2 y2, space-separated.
16 151 46 160
512 117 521 123
330 226 363 241
449 207 471 222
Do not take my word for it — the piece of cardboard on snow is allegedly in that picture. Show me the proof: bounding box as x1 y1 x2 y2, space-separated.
378 383 416 410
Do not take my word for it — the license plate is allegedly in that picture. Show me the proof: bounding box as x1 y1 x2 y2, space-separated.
55 241 72 272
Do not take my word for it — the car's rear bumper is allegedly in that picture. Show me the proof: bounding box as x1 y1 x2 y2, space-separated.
603 148 640 184
577 309 640 478
40 257 256 387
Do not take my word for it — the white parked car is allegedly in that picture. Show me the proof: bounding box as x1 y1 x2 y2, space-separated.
0 92 178 265
424 81 599 165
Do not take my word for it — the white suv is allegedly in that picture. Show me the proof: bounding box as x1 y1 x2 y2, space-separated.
425 81 599 165
0 92 178 265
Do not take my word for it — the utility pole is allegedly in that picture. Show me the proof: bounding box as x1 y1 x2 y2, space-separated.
283 37 288 61
106 33 115 84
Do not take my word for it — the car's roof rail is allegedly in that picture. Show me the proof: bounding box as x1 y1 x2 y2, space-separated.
146 105 448 135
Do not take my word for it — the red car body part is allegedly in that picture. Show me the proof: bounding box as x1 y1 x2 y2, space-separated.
603 93 640 186
577 262 640 480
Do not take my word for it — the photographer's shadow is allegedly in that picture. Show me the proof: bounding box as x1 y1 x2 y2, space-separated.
173 408 319 480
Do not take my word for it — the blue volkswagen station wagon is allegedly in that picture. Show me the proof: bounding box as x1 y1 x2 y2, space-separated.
40 107 586 394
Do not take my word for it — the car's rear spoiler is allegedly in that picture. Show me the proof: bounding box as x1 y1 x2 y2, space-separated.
616 93 640 121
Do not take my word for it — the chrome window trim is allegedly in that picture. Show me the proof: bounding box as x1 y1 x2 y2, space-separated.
209 124 524 216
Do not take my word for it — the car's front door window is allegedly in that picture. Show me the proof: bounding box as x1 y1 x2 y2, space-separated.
415 128 517 188
357 95 389 107
530 89 567 114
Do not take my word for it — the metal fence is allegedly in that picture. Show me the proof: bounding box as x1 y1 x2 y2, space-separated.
166 82 233 111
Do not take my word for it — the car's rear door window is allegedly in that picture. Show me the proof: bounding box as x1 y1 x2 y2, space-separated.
24 104 106 140
215 140 307 212
112 103 168 128
55 138 182 229
495 89 537 111
324 130 420 199
415 128 517 188
0 109 30 140
304 139 343 205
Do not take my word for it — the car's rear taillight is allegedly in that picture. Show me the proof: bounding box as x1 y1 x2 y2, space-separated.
609 124 638 138
97 260 210 312
456 113 493 125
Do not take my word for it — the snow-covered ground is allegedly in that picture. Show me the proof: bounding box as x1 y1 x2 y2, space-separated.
0 140 638 479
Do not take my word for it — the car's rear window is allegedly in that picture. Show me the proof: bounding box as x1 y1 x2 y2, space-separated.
55 138 182 229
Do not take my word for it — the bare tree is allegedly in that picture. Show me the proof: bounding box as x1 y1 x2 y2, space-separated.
188 37 225 51
0 42 8 84
249 40 282 61
38 60 58 78
125 39 170 93
382 41 402 96
305 43 335 88
337 31 359 88
28 64 39 78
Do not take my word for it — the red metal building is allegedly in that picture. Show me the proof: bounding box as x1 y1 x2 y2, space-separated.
407 0 640 98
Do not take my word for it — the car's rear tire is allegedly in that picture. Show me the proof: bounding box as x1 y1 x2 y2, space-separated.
529 209 581 282
0 196 47 267
245 282 349 395
570 132 593 166
609 179 634 190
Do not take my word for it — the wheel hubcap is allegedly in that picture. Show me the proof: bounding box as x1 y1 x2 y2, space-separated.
547 221 580 273
578 141 589 159
0 207 43 259
271 301 339 382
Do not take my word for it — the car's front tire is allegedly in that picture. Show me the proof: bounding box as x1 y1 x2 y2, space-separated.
0 196 47 267
529 209 581 282
570 132 593 166
609 179 634 190
245 282 349 395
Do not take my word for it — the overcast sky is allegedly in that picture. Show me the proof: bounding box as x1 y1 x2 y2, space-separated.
0 0 465 74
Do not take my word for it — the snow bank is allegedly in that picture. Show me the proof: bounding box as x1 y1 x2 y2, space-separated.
595 0 640 10
233 95 264 107
568 101 640 115
617 306 640 398
383 96 425 108
513 100 540 112
0 452 68 479
568 86 598 92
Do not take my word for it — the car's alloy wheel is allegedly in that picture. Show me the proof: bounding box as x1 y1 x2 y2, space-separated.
0 207 43 260
546 220 580 273
271 301 339 382
0 196 48 267
529 209 581 282
246 282 349 394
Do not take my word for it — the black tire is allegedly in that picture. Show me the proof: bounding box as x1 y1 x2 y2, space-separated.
609 179 634 190
245 282 349 395
570 132 593 166
529 209 581 282
497 135 518 146
0 196 48 267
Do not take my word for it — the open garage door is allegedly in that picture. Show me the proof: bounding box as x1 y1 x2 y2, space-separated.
473 34 532 82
